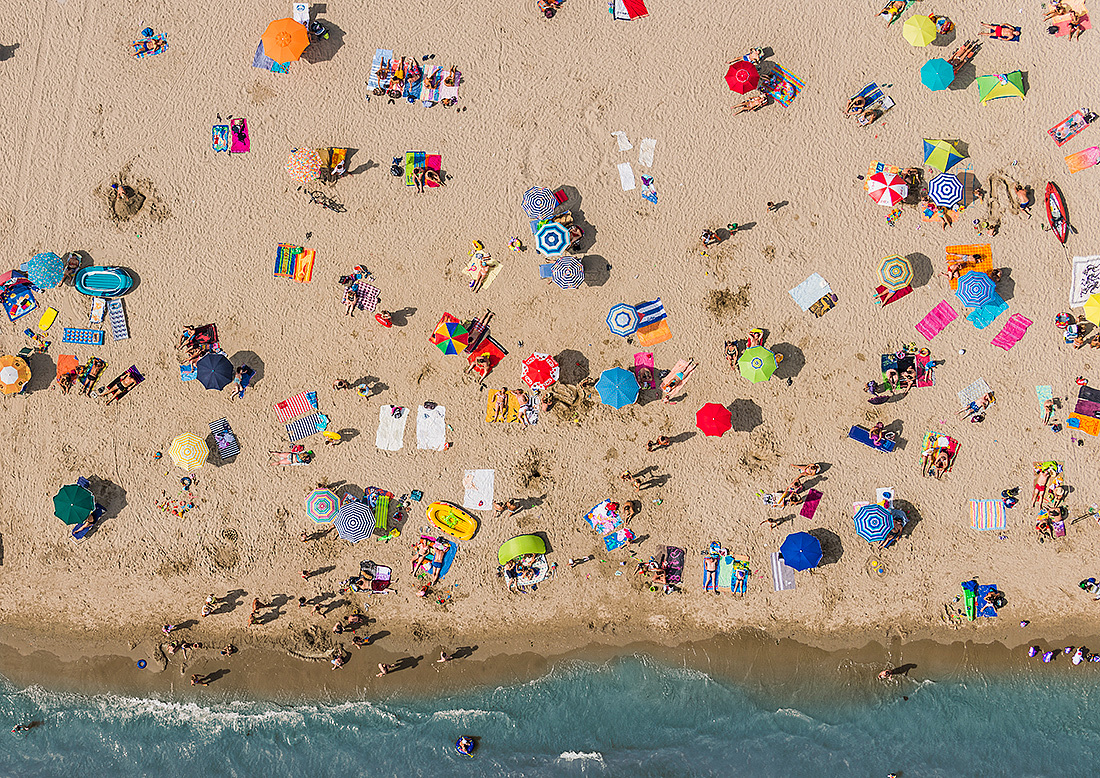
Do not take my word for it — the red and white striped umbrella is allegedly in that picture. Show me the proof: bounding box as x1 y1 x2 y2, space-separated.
866 172 908 207
521 353 559 391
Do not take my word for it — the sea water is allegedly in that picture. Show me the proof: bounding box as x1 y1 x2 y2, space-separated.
1 655 1099 777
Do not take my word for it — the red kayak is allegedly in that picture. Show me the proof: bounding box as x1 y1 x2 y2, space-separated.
1046 182 1069 244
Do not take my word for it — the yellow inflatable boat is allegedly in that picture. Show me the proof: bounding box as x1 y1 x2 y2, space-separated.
426 501 479 540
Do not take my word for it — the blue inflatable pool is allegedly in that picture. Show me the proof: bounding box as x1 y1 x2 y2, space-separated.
74 267 133 297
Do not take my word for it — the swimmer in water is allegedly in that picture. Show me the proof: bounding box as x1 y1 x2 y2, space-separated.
456 735 475 756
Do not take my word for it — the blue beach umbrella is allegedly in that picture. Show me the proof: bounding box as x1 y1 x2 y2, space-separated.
195 353 235 390
551 256 584 289
606 303 639 337
521 186 556 219
779 532 822 571
595 367 639 408
853 503 893 543
28 252 64 289
334 500 375 543
955 270 995 307
920 58 955 91
927 173 964 208
535 222 570 256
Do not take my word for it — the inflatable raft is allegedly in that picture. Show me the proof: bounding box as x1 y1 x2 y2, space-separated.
426 501 478 540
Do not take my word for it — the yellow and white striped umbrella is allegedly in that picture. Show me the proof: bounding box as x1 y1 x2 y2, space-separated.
169 434 208 471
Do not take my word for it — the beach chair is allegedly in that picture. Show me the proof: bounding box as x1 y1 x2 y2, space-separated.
209 418 240 461
848 425 896 452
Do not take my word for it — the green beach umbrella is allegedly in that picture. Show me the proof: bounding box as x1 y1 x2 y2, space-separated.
922 139 965 172
976 71 1025 104
54 484 94 525
738 346 778 383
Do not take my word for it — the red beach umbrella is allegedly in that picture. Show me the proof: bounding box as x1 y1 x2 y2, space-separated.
725 61 759 94
696 403 732 437
521 353 559 391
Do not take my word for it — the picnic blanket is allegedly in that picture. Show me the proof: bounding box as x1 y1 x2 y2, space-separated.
915 300 958 340
62 328 103 345
799 489 823 520
771 552 797 591
1065 146 1100 174
356 282 380 312
375 405 409 451
957 378 993 407
617 162 636 191
287 412 328 443
274 391 318 423
416 405 447 450
789 273 832 311
991 314 1032 350
1049 110 1091 147
970 499 1006 531
966 295 1008 329
462 469 495 511
1070 255 1100 306
107 299 129 341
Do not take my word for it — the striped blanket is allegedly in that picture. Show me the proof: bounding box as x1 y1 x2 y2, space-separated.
286 412 327 442
970 499 1006 531
274 391 318 423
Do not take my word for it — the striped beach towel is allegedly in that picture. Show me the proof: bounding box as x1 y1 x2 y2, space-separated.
771 552 797 591
356 283 380 311
915 300 958 341
636 298 666 325
209 417 241 459
991 314 1033 350
768 65 805 107
405 151 425 186
287 412 327 442
367 49 393 92
970 500 1003 529
132 34 168 59
274 391 318 423
107 299 129 341
275 244 301 278
62 328 104 345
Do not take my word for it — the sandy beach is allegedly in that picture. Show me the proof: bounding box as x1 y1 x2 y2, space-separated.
2 1 1100 697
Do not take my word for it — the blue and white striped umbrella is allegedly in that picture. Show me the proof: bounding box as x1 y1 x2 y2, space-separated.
551 256 584 289
927 172 964 208
535 222 570 256
853 503 893 543
606 303 639 337
27 252 63 289
955 270 995 307
521 186 556 219
334 501 375 543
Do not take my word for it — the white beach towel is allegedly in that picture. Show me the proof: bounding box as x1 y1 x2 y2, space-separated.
462 469 495 511
375 405 408 451
611 131 633 151
613 0 631 20
416 405 447 451
771 552 797 591
957 378 992 407
788 273 832 312
638 138 656 167
292 2 309 23
1070 255 1100 307
875 487 897 507
618 162 636 191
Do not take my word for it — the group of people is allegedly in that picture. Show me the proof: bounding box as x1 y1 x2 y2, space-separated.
761 463 819 516
490 386 534 424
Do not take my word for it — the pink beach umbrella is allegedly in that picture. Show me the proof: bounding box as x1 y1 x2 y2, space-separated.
866 172 908 207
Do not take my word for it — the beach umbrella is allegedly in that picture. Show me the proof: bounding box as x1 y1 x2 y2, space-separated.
535 222 570 256
433 320 469 355
866 172 908 206
928 172 965 208
27 252 63 289
521 353 559 391
53 484 95 525
923 139 965 172
724 61 759 94
903 15 937 46
955 270 995 307
0 354 31 395
854 503 894 543
976 71 1025 104
878 255 913 291
551 256 584 289
696 403 732 437
306 489 339 524
606 303 639 337
521 186 557 219
169 434 208 471
334 500 375 543
195 353 234 390
1085 294 1100 326
595 367 639 408
286 148 325 183
738 346 777 383
779 532 822 571
261 18 310 63
920 58 955 91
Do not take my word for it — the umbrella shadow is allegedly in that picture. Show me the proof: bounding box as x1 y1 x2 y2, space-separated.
556 349 589 384
229 351 264 387
729 399 762 432
205 434 235 467
772 343 805 380
949 64 977 91
893 499 925 540
327 482 365 501
581 255 611 287
907 252 934 289
389 307 416 327
559 186 598 252
300 21 345 65
87 476 127 520
934 28 958 47
994 268 1015 302
808 528 843 566
0 43 18 61
23 352 55 393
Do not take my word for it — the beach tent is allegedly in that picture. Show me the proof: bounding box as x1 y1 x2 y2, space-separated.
879 255 913 291
696 403 732 437
738 346 777 383
169 434 208 471
306 488 339 523
595 367 639 408
724 61 758 94
261 18 310 63
498 534 547 566
53 484 95 525
779 532 822 571
920 58 954 91
922 139 965 172
902 15 937 46
853 503 893 543
976 71 1025 104
521 353 559 391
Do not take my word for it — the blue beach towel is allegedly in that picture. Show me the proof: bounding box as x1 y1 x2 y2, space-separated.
367 49 394 92
966 295 1008 329
180 364 197 382
977 584 1000 618
62 328 104 345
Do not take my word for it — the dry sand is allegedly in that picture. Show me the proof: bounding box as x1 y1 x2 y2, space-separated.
1 2 1099 693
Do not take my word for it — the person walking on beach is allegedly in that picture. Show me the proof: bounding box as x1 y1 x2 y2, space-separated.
647 436 671 451
190 674 210 686
377 662 396 677
162 624 178 636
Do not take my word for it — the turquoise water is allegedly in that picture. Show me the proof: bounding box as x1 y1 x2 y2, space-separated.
2 656 1099 777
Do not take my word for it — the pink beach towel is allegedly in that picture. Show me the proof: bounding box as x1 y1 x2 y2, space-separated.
799 490 822 519
1052 13 1091 36
229 119 249 153
274 391 318 423
991 314 1032 350
915 301 958 341
633 352 655 389
425 154 441 188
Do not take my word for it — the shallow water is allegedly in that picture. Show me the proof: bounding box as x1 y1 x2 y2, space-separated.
1 655 1099 777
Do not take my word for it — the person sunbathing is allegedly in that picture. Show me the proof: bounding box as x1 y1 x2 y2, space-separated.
103 371 140 405
1033 469 1052 507
857 108 882 127
1049 484 1068 508
725 341 739 368
470 253 497 293
746 329 764 348
1069 17 1086 41
177 326 196 350
980 23 1020 41
661 359 697 404
732 93 767 114
411 537 433 573
443 66 459 87
1013 184 1033 216
931 449 951 478
425 168 443 187
947 39 980 68
1036 517 1054 541
790 463 820 478
491 387 509 421
1044 2 1070 20
845 96 866 116
880 0 907 20
869 422 886 446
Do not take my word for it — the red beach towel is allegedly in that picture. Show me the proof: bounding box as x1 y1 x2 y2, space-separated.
623 0 648 18
990 314 1032 351
274 391 318 423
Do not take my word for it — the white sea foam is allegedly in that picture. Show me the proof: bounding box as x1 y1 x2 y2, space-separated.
430 707 514 725
559 751 604 763
775 707 815 723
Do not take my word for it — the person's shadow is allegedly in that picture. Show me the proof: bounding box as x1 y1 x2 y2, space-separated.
450 645 478 660
393 655 423 672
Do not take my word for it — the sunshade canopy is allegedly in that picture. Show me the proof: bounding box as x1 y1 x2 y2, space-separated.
725 61 759 94
867 171 908 206
196 353 234 390
879 255 913 290
1085 294 1100 326
595 367 639 408
535 222 570 256
738 346 777 383
521 353 559 391
928 172 965 208
920 58 955 91
0 355 31 394
522 186 556 219
976 71 1025 104
334 501 375 543
498 534 548 566
903 15 937 46
606 303 639 337
955 270 995 307
854 503 893 543
923 139 965 172
27 252 63 289
306 489 339 523
261 18 310 63
551 256 584 289
54 484 95 525
433 321 469 355
696 403 732 437
779 532 822 571
169 434 208 471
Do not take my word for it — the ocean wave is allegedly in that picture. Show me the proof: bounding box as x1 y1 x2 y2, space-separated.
558 751 604 763
429 708 515 725
774 707 815 723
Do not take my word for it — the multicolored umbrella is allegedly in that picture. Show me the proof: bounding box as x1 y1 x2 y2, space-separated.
551 256 584 289
779 532 822 571
54 484 95 525
867 171 908 206
923 139 965 172
976 71 1025 104
196 353 235 390
595 367 639 408
854 503 893 543
1085 294 1100 326
169 434 208 471
521 353 559 391
928 172 964 208
955 270 995 307
535 222 570 256
724 61 759 94
0 354 30 395
606 303 639 337
696 403 732 437
286 148 325 183
738 346 777 383
920 58 955 91
334 500 375 543
433 321 469 355
879 255 913 291
521 186 556 219
902 15 937 46
261 18 310 63
27 252 63 289
306 489 339 523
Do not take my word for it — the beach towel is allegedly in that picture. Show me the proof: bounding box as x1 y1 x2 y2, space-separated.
865 160 902 191
209 417 240 460
56 354 78 382
467 335 507 378
915 352 935 388
641 174 658 204
355 283 380 312
611 131 633 151
875 284 912 307
4 286 37 321
404 151 426 186
638 138 656 167
416 405 447 450
809 294 838 318
789 273 832 311
439 68 460 104
636 298 666 325
716 556 734 591
212 125 229 152
435 538 457 581
270 452 310 466
88 297 105 326
375 405 408 451
965 295 1008 329
486 390 523 423
634 352 655 389
252 41 289 73
958 378 993 407
1065 146 1100 174
946 245 993 290
405 62 424 102
1049 110 1091 147
180 364 196 381
766 65 804 107
1050 11 1092 36
799 489 823 519
421 65 441 106
617 162 636 191
367 49 393 91
584 499 623 536
107 299 129 341
462 252 504 291
661 546 685 584
976 584 1000 618
1070 255 1100 306
274 243 302 278
620 0 649 18
848 425 896 452
425 154 442 187
293 248 314 283
1036 385 1054 408
970 499 1006 531
229 118 249 153
636 319 672 346
1068 413 1100 436
62 328 103 345
1074 399 1100 418
1080 385 1100 404
287 412 327 443
604 528 635 551
274 391 318 423
771 552 797 591
915 301 958 340
131 34 167 59
462 469 495 511
991 314 1032 350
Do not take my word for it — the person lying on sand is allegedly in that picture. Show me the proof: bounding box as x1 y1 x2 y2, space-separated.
1044 2 1070 20
1014 184 1032 216
647 436 671 452
731 93 767 114
491 387 509 421
980 22 1020 41
510 389 532 425
789 463 820 478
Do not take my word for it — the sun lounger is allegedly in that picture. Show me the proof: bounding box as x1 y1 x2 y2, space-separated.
850 83 895 121
103 365 144 405
209 417 240 461
849 425 896 452
915 300 958 341
991 314 1032 350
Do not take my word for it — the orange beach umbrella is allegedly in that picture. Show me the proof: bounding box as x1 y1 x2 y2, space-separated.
261 18 310 63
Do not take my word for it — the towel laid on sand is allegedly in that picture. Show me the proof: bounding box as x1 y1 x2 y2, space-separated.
789 273 832 311
991 314 1032 350
611 131 633 151
1065 146 1100 174
416 405 447 450
367 49 393 91
915 300 958 340
618 162 636 191
771 552 797 591
274 391 318 423
286 412 327 442
966 295 1008 330
970 499 1006 531
462 469 495 511
375 405 408 450
638 138 656 167
1070 255 1100 306
799 489 823 519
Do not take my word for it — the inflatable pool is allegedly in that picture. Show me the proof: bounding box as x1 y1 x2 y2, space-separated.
426 501 478 540
74 266 133 297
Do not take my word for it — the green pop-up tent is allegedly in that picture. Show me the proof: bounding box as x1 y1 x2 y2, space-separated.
976 71 1025 104
498 534 547 566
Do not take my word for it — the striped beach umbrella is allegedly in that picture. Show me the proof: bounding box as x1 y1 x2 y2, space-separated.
738 346 777 383
433 321 469 355
921 58 955 91
169 434 208 471
595 367 639 408
928 173 964 208
955 270 995 307
854 503 893 543
306 488 339 523
606 303 639 337
27 252 64 289
551 256 584 289
521 353 559 391
334 500 375 543
54 484 95 525
535 222 570 256
286 148 324 183
878 255 913 291
521 186 556 219
867 172 908 206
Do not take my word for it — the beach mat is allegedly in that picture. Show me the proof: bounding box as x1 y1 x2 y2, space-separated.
638 138 656 167
789 273 832 311
229 118 249 153
62 328 103 345
367 49 393 91
1065 146 1100 174
966 295 1008 330
977 583 1000 618
1070 255 1100 306
771 552 797 591
462 469 495 511
799 489 822 519
618 162 636 191
416 405 447 450
212 125 229 152
107 299 129 341
375 405 408 451
991 314 1033 350
915 300 958 340
485 391 522 423
970 499 1006 531
274 391 318 423
286 412 326 442
1049 110 1090 147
